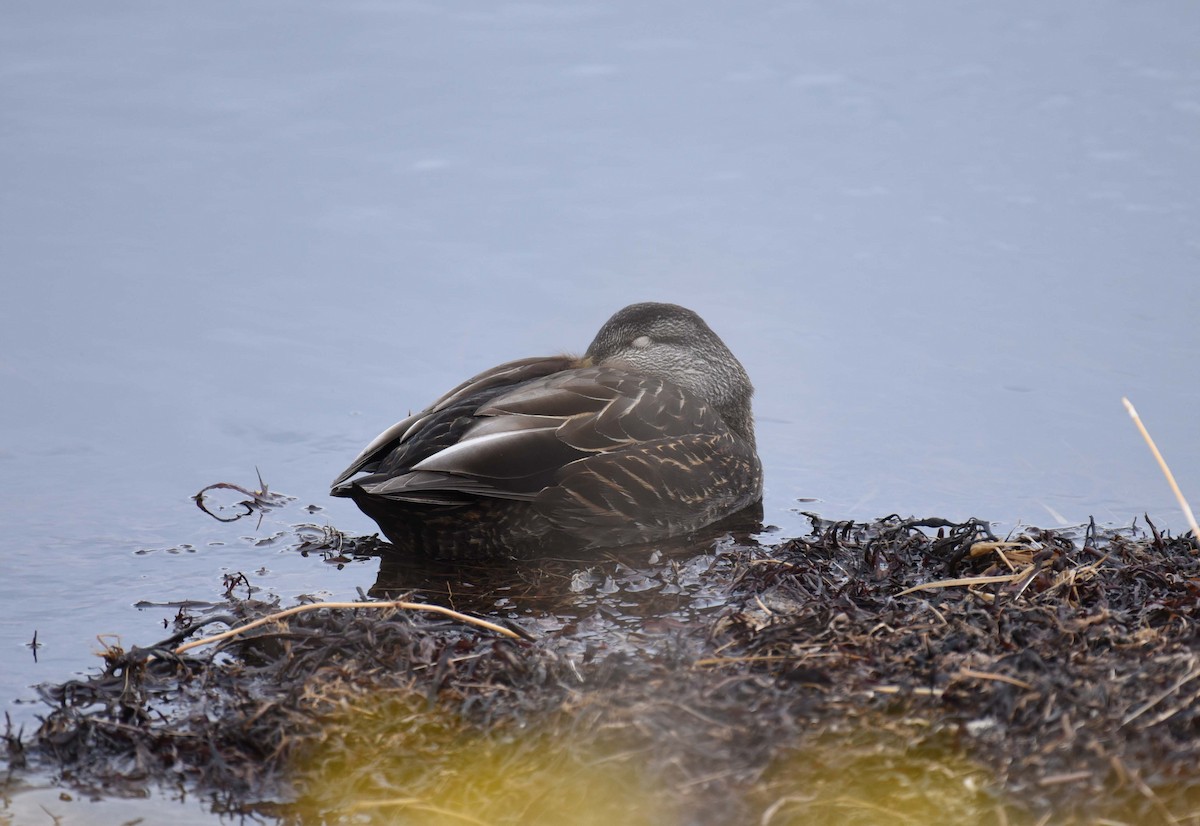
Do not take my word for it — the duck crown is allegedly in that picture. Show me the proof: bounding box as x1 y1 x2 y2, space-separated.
584 302 756 446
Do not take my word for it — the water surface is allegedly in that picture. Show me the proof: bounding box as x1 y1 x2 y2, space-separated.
2 2 1198 821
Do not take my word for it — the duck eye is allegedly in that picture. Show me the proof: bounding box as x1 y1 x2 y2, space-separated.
630 335 652 349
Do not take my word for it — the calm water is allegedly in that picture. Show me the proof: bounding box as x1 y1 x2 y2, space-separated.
2 2 1198 821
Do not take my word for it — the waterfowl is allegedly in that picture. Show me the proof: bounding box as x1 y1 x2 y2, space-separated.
330 302 762 558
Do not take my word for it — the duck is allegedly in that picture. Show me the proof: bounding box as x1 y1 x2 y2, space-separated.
330 302 763 559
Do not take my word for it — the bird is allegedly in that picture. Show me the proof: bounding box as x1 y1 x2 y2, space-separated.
330 302 763 559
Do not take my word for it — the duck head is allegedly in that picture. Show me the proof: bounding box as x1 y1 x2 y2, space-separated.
584 302 756 447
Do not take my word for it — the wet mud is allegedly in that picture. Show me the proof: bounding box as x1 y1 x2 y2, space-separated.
3 507 1199 825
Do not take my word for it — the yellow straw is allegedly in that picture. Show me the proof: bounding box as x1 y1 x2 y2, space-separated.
1122 398 1200 548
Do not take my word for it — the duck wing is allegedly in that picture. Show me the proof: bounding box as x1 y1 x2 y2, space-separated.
332 364 754 516
330 356 575 491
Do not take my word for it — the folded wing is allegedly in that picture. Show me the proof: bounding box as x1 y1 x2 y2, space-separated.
330 362 758 522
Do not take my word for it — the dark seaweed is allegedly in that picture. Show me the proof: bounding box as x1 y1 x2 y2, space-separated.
5 514 1199 824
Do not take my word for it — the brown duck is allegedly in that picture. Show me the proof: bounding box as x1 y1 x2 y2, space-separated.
330 302 762 558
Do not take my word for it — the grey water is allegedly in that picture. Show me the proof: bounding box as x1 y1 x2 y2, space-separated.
2 2 1198 821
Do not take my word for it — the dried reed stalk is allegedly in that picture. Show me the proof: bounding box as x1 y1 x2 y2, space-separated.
173 600 522 655
1122 398 1199 549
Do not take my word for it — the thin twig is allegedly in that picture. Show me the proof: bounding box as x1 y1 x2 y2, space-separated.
1036 770 1093 787
173 600 522 655
969 541 1029 558
1123 398 1200 548
1121 661 1200 727
956 668 1036 691
896 570 1028 597
694 655 784 667
867 685 944 698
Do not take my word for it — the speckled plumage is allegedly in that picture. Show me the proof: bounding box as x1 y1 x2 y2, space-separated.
331 303 763 558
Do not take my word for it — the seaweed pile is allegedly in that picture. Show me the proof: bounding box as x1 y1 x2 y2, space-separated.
4 514 1199 824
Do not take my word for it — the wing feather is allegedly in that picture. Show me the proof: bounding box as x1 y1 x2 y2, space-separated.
332 363 754 515
330 355 574 492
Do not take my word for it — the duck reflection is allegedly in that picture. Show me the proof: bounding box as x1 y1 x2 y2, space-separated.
363 502 765 636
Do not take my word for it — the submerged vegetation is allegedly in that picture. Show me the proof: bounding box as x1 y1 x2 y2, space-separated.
3 513 1199 824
